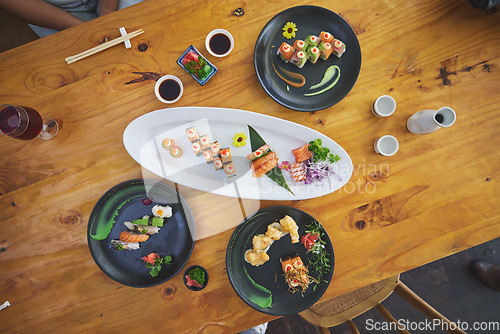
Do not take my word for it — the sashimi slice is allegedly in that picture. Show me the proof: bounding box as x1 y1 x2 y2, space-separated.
250 151 277 171
292 144 312 163
253 157 278 177
119 230 149 243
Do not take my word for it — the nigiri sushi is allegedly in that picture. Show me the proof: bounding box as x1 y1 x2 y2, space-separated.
110 240 140 250
292 39 307 52
277 42 294 63
292 144 312 163
332 39 346 58
319 31 334 44
319 42 333 60
247 144 270 160
119 230 149 243
124 222 160 234
290 50 307 68
305 35 320 47
152 205 172 218
131 216 164 227
281 254 310 293
307 46 320 64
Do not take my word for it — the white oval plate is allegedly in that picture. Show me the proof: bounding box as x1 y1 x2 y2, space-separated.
123 107 353 200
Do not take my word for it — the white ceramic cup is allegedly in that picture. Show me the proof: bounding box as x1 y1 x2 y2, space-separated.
374 135 399 156
372 95 396 117
205 29 234 57
155 75 183 104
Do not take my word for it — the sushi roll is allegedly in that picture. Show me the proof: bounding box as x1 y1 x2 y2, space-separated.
220 147 232 164
199 135 211 150
319 42 333 60
162 138 175 150
124 222 160 234
169 146 183 158
332 39 346 58
186 126 199 142
202 149 213 164
247 144 270 161
290 50 307 68
319 31 334 44
305 35 320 47
277 42 294 63
307 46 320 64
213 157 223 170
152 204 172 218
292 39 307 52
119 230 149 243
211 141 220 158
223 162 237 177
191 140 202 155
110 240 140 251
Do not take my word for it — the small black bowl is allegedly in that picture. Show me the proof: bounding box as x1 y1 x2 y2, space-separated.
183 265 209 291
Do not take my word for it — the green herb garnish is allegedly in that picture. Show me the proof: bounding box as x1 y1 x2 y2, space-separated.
185 58 211 80
145 255 172 277
308 138 340 163
304 220 330 290
188 267 206 285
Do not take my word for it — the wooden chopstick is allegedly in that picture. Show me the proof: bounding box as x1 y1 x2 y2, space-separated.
65 29 144 64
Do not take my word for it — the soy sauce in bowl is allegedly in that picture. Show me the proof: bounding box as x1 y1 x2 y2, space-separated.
154 75 183 104
209 33 231 56
159 79 181 101
205 29 234 57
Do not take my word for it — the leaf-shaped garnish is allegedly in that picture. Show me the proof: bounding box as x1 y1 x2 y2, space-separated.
248 125 294 195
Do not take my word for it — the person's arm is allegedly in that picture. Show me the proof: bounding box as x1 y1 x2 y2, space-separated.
99 0 119 16
0 0 83 30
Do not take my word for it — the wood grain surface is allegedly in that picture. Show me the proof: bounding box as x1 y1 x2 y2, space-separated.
1 0 499 332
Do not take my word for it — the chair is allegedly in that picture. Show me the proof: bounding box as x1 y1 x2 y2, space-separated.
299 274 466 334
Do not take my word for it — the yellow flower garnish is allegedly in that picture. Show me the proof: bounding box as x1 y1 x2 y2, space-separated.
282 22 297 39
232 133 247 147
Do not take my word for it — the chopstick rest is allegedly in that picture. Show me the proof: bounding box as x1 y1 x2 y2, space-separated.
119 27 132 49
65 28 144 64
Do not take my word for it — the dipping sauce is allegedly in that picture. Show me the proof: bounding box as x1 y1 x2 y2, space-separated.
158 79 181 101
209 33 231 56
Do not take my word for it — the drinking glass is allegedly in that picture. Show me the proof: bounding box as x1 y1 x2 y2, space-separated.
0 104 58 140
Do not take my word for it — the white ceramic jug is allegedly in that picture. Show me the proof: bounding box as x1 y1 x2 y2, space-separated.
407 107 456 135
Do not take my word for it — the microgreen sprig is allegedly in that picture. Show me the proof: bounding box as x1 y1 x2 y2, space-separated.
145 255 172 277
305 220 331 290
308 138 340 164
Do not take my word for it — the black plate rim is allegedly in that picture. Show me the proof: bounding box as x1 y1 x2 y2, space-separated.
225 205 335 315
253 5 362 112
87 178 195 288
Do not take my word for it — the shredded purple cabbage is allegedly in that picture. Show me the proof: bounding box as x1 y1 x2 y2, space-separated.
304 160 342 187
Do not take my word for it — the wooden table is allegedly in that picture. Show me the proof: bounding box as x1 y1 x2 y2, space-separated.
1 0 499 332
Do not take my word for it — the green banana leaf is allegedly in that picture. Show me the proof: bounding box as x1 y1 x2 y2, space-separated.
248 125 294 195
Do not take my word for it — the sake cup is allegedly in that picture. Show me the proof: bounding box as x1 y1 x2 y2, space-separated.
372 95 396 117
374 135 399 156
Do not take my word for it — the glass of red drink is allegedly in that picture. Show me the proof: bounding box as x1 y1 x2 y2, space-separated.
0 104 58 140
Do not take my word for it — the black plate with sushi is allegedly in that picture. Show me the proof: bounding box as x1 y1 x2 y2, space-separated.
87 179 195 287
226 206 334 316
254 5 361 112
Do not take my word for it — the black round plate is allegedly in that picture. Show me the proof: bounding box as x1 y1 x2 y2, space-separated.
254 5 362 112
87 179 195 287
226 206 334 315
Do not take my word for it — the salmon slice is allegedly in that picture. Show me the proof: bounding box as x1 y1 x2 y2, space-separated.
292 144 312 163
119 230 149 243
290 163 306 182
253 157 278 177
250 151 276 171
